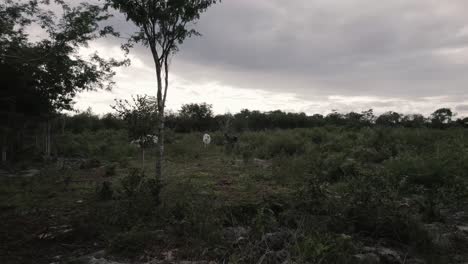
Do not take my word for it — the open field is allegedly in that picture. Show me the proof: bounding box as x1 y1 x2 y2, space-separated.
2 127 468 263
4 1 468 263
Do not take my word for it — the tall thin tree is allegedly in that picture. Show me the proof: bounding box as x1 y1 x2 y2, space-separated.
107 0 218 180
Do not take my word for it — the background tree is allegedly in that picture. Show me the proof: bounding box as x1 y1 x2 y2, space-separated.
376 111 402 127
1 0 124 114
460 117 468 128
0 0 126 161
66 108 102 133
113 96 159 171
401 114 427 128
179 103 214 132
325 110 345 126
360 109 376 126
345 112 364 128
309 114 325 127
431 108 453 128
106 0 219 180
101 113 125 131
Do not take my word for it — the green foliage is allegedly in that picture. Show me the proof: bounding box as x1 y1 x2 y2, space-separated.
166 133 205 159
120 169 161 206
33 106 467 141
91 169 163 232
376 111 402 127
113 95 159 148
431 108 453 128
293 233 355 263
107 0 219 180
171 107 464 132
267 133 306 157
3 126 468 262
55 129 137 160
158 178 225 252
0 0 127 163
120 168 145 198
0 0 126 114
252 206 278 235
177 103 214 132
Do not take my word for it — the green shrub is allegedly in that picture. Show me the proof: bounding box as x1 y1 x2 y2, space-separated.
120 168 144 198
96 181 113 201
271 155 309 184
266 133 305 157
166 133 204 159
58 126 468 262
293 233 356 264
55 129 137 160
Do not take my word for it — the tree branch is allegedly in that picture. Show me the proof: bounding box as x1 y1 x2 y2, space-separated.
162 51 169 109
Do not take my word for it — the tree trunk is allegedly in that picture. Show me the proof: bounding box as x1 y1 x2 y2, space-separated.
142 148 145 172
155 113 165 181
149 43 165 182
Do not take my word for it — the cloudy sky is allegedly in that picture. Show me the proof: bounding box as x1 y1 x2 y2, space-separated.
74 0 468 116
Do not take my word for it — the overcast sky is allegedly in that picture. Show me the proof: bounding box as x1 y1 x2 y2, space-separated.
74 0 468 116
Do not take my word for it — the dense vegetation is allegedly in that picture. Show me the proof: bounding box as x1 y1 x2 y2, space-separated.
3 103 468 164
40 105 468 135
1 124 468 263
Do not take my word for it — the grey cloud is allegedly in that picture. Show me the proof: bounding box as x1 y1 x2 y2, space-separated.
79 0 468 114
456 104 468 112
172 0 468 97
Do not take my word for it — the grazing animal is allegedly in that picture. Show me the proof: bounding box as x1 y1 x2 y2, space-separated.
130 139 141 146
203 133 211 147
149 134 158 144
130 135 158 148
224 133 238 153
224 133 238 145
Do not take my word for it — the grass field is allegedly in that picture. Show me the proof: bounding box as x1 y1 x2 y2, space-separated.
1 127 468 263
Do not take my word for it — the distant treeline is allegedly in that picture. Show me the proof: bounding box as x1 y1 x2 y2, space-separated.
63 104 468 133
2 103 466 162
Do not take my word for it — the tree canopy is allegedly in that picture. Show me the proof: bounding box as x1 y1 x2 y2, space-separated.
0 0 126 118
431 108 453 128
112 95 159 147
106 0 218 113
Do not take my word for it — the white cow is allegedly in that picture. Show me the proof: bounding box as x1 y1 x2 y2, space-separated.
147 134 158 144
203 133 211 148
